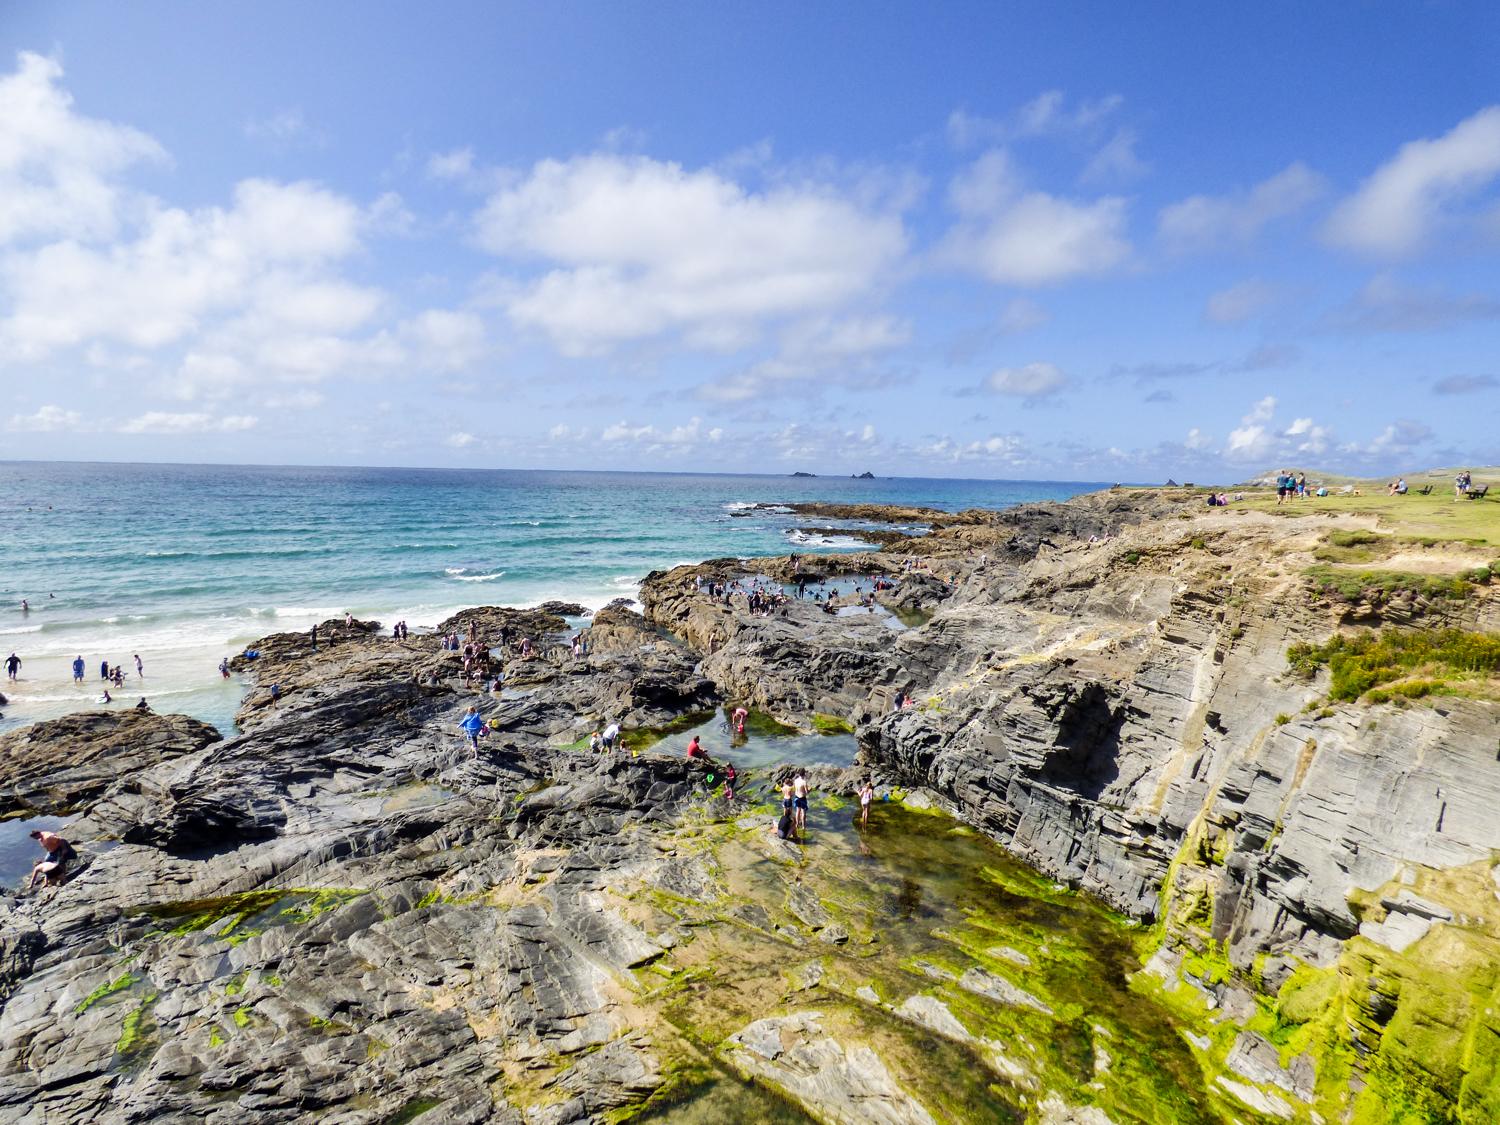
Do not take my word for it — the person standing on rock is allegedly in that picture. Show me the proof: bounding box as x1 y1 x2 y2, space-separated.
792 771 809 834
858 780 875 827
6 652 20 681
460 706 485 751
310 623 318 651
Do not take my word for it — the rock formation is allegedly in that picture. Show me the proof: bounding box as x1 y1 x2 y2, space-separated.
1 487 1496 1123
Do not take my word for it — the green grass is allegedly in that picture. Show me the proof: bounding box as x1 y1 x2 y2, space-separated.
1236 486 1500 546
1288 628 1500 701
1304 564 1472 602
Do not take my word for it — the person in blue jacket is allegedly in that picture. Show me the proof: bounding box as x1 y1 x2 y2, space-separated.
460 706 486 750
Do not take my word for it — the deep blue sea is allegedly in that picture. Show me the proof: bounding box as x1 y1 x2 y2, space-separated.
0 463 1107 735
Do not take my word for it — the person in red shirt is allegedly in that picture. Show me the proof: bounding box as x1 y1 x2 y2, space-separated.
685 736 706 759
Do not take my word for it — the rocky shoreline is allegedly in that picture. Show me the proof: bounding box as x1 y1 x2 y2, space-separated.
2 487 1497 1123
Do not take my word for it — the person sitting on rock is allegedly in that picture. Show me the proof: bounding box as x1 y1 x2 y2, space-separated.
28 829 78 889
589 730 603 753
135 696 150 711
685 735 706 760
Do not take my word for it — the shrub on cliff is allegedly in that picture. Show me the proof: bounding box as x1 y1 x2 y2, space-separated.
1287 629 1500 701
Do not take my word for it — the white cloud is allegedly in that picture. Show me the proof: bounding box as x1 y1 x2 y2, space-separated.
472 154 907 355
6 403 82 432
1224 396 1278 461
983 361 1069 398
601 416 723 447
0 52 166 248
118 411 257 434
942 152 1130 286
998 297 1049 334
243 108 321 147
947 92 1123 149
1184 427 1212 451
1204 278 1278 324
1158 163 1326 253
400 309 486 370
427 147 476 181
1 178 367 360
1081 129 1148 184
1325 106 1500 257
445 431 477 448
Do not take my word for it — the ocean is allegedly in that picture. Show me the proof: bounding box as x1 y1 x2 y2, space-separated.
0 462 1108 736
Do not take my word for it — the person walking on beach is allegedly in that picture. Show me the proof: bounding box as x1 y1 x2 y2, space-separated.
859 779 875 827
134 654 143 678
71 655 85 683
6 652 20 681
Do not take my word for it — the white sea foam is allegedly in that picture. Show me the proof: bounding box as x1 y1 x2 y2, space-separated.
273 606 345 618
444 567 467 575
452 572 504 583
723 501 757 511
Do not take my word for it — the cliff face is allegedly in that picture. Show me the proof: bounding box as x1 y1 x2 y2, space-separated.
641 489 1500 1120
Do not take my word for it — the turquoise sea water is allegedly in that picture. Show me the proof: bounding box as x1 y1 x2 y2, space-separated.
0 463 1107 736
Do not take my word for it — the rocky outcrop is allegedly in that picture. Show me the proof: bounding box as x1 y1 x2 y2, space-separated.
0 711 222 817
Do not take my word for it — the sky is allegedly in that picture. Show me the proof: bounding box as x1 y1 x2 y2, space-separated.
1 2 1498 481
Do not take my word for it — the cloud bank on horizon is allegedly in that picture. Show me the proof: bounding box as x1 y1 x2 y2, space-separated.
1 3 1497 480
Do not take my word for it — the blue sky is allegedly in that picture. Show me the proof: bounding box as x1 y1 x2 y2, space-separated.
2 2 1498 480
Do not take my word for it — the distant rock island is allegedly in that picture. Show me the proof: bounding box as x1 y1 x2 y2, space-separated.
853 471 875 479
789 471 816 477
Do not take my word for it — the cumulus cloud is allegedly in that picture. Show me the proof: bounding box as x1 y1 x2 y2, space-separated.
472 154 907 355
6 403 82 432
1325 106 1500 257
601 416 723 448
983 362 1069 398
1158 163 1326 254
118 411 257 434
941 151 1130 285
445 431 477 448
1224 396 1278 460
1204 279 1278 324
0 52 166 247
1433 374 1498 395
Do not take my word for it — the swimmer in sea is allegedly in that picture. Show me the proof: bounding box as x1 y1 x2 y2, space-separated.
219 658 231 679
100 689 112 704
